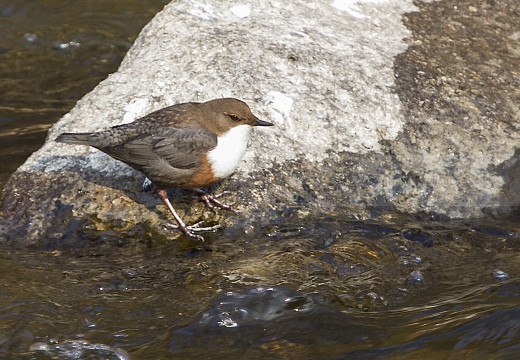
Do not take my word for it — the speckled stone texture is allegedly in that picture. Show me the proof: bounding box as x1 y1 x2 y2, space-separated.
2 0 520 246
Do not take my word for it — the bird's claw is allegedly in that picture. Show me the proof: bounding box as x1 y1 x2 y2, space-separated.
164 221 222 241
194 192 237 214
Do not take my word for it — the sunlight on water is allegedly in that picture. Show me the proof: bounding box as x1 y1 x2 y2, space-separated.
0 212 519 359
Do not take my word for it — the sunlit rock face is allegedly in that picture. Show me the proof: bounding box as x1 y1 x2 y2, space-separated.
2 0 520 246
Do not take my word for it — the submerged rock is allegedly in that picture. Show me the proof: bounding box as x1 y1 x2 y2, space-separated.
167 286 380 350
1 0 519 246
29 340 129 360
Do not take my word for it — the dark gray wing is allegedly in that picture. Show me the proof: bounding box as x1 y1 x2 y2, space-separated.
96 126 217 185
150 127 218 168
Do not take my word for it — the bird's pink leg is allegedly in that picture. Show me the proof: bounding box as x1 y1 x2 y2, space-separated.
157 189 221 240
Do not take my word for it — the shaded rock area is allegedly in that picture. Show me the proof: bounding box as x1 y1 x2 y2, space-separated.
1 0 520 246
393 0 520 217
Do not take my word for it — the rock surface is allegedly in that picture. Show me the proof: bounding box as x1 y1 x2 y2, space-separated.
2 0 520 246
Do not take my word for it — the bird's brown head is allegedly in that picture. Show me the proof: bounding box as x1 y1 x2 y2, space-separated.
202 98 273 135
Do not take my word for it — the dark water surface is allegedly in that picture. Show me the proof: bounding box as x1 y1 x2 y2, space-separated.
0 0 169 188
1 214 519 359
1 1 520 359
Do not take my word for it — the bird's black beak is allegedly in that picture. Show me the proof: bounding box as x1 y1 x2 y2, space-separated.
253 118 274 126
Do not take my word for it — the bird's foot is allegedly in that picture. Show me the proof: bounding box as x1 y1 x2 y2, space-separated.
157 188 222 241
164 221 222 241
193 190 237 213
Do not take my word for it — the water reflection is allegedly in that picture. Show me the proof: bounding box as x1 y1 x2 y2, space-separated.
0 212 519 359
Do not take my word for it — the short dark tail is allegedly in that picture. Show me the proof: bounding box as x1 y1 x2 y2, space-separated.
55 132 94 146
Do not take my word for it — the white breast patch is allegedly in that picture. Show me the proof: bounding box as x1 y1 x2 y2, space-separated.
207 124 252 178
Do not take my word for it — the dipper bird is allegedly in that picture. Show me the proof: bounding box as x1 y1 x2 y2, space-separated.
55 98 273 240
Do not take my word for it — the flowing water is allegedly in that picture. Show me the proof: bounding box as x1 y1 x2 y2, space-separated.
1 213 519 359
1 1 520 359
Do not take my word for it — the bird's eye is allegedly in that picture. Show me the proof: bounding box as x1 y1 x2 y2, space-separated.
228 114 243 122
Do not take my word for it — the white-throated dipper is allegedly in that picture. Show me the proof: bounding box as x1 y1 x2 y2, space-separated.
55 98 273 240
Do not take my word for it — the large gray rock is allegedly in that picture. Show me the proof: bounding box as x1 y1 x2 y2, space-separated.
2 0 519 246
